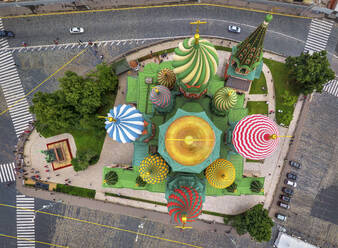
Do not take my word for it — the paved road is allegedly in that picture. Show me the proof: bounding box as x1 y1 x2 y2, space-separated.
0 183 17 248
3 6 313 57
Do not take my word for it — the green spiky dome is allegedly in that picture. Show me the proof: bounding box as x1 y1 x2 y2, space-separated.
139 154 169 184
157 68 176 89
213 87 237 112
172 37 219 88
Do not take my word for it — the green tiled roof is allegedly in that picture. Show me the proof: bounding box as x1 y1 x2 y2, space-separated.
126 76 138 103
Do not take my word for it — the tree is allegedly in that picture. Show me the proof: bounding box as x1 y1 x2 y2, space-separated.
244 204 274 242
88 63 118 92
226 182 237 193
105 171 118 185
71 149 97 172
250 180 263 193
30 91 79 136
230 204 274 242
285 51 335 95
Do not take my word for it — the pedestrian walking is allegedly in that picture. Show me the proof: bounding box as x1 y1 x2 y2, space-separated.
88 40 93 46
22 42 27 47
56 174 60 176
100 55 104 60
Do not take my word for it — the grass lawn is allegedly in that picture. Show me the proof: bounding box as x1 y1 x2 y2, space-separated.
263 58 298 126
55 184 96 198
249 72 267 94
246 101 268 115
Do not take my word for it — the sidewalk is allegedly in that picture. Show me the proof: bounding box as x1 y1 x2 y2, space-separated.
0 0 326 18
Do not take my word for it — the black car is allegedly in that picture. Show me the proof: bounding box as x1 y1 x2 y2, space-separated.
282 187 294 196
280 194 291 203
289 160 301 169
0 30 15 38
287 172 297 180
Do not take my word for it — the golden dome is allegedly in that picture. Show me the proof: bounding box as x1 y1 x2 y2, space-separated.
165 116 215 166
206 159 235 189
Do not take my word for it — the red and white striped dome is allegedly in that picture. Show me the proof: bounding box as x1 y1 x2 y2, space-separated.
232 114 279 160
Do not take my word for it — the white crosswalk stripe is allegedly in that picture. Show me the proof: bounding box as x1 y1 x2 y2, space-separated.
0 162 16 182
323 79 338 97
16 195 35 248
304 19 334 54
0 19 33 137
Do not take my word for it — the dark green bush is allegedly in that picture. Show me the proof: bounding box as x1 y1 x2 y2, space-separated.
250 180 263 193
55 184 95 198
105 171 118 185
226 182 237 193
136 176 147 187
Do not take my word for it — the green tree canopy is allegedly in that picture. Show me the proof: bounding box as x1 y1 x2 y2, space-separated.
244 204 273 242
232 204 273 242
286 51 335 95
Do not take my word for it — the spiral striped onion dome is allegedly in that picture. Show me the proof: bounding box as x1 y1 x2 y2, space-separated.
172 36 218 87
150 85 171 108
157 68 176 89
105 104 144 143
232 114 279 160
139 154 169 184
167 186 203 224
213 87 238 112
205 159 236 189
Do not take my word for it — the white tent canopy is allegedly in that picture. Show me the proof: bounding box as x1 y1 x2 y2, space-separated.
274 232 319 248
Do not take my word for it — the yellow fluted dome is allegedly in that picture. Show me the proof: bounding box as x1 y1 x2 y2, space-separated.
139 154 169 184
206 159 235 189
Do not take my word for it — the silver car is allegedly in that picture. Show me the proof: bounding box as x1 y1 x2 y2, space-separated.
69 27 84 34
228 25 241 33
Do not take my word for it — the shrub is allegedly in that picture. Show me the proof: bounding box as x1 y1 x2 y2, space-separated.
71 149 98 172
105 171 118 185
136 176 147 187
55 184 95 198
226 182 237 193
250 180 263 193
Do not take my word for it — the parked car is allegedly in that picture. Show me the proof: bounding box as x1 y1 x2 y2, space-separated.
284 179 297 188
282 187 294 196
280 195 291 203
228 25 241 33
287 172 297 180
0 30 15 38
289 160 301 169
69 27 84 34
275 213 287 222
278 201 290 209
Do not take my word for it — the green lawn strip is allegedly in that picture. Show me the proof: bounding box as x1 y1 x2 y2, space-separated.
237 177 265 195
246 101 268 115
54 184 96 198
228 108 248 124
214 45 233 52
263 58 298 125
249 72 267 94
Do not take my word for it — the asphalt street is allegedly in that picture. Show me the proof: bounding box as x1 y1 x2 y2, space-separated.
0 183 18 248
4 5 313 57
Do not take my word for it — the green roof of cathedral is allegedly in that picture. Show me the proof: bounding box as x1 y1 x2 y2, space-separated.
232 14 272 71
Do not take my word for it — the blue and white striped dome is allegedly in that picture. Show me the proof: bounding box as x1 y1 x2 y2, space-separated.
105 104 144 143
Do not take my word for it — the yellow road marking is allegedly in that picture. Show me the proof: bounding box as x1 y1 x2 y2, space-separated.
0 233 69 248
0 203 203 248
0 3 312 19
0 47 88 117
